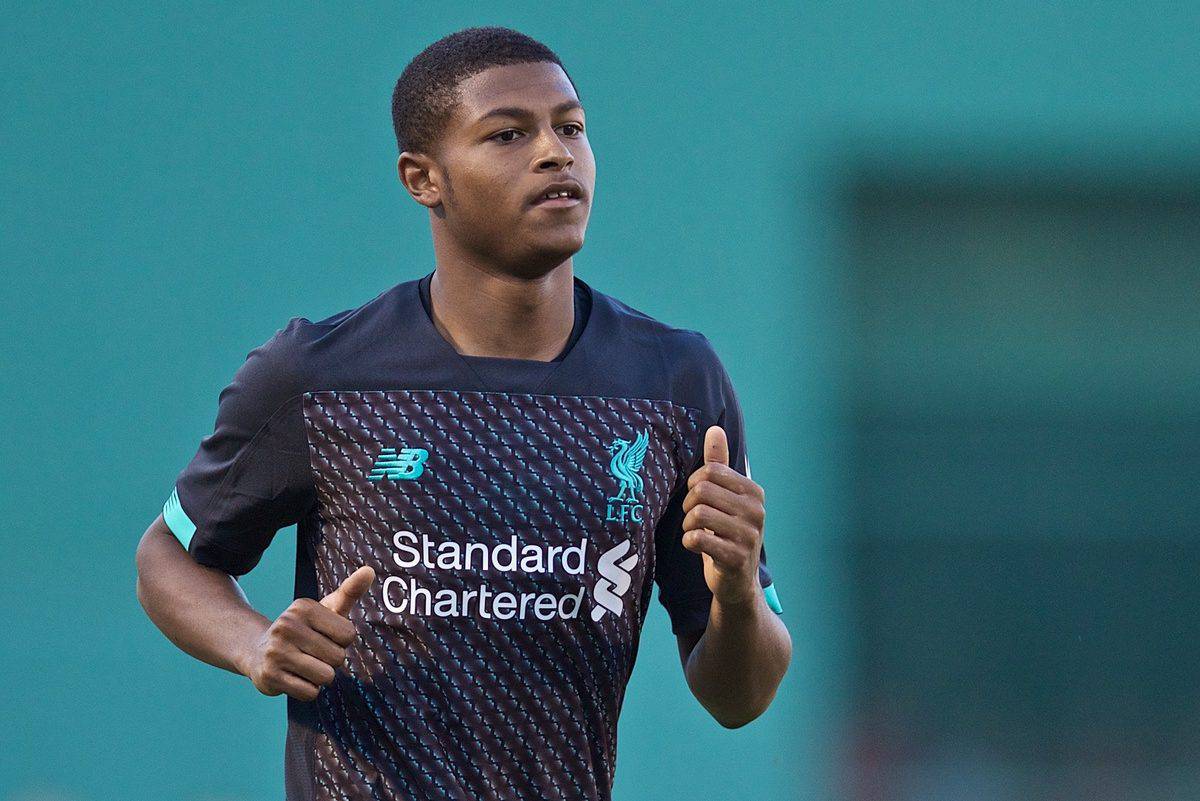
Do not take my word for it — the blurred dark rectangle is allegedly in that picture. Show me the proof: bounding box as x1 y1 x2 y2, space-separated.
843 173 1200 800
854 417 1200 543
846 176 1200 418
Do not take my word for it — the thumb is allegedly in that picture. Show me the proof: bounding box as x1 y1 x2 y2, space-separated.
703 425 729 467
320 565 376 617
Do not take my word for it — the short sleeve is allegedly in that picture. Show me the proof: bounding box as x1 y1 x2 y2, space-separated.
162 321 314 576
654 338 781 635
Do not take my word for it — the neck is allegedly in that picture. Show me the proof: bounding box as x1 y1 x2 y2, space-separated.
428 256 576 361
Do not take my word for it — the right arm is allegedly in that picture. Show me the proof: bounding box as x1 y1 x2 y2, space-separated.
140 320 371 700
135 513 373 701
135 513 271 677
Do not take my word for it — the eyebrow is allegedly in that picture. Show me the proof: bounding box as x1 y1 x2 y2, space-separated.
474 99 584 124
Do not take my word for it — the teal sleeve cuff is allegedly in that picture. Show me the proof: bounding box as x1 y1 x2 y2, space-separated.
163 487 197 549
763 582 783 614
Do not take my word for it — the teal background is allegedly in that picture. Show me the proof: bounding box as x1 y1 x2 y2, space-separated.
3 3 1198 800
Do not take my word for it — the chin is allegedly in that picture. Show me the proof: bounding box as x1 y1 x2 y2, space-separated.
518 232 587 271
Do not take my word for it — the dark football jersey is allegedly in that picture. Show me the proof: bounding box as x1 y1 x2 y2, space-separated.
162 271 782 801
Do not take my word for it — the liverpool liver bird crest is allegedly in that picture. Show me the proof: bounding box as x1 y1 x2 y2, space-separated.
606 430 650 502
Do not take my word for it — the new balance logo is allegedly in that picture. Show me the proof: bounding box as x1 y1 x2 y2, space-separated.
590 539 639 621
368 447 429 481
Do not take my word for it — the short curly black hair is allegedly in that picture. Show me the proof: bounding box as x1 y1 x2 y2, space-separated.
391 26 578 157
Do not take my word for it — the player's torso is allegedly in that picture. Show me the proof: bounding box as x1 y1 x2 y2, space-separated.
293 387 700 800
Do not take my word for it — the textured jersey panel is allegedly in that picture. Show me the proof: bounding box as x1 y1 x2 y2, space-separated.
297 389 701 801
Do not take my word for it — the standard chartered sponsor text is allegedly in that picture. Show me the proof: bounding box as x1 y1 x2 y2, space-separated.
383 530 590 620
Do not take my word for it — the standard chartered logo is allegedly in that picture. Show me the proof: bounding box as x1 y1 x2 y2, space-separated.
380 530 639 622
590 540 638 621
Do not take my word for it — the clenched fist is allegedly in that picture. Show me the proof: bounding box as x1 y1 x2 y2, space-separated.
241 565 375 702
681 426 766 610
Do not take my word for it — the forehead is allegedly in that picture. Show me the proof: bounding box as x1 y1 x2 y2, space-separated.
451 61 580 125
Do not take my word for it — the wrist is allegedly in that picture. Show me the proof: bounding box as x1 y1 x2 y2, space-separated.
711 581 764 620
232 614 271 677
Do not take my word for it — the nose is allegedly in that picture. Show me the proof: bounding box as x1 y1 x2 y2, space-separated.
533 127 574 171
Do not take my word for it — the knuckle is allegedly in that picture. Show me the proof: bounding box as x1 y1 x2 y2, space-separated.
747 505 765 528
291 598 317 616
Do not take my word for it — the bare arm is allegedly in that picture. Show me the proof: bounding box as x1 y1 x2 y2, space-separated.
676 594 792 728
135 514 374 700
135 514 270 675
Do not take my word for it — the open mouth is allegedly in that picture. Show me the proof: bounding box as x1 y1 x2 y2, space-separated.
530 185 585 209
533 192 584 208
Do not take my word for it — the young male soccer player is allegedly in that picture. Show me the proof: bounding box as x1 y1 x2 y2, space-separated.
136 26 791 801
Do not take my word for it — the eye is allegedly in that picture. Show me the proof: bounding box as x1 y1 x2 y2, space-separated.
490 129 523 143
560 122 584 136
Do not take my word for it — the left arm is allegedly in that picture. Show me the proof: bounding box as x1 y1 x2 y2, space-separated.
675 425 792 728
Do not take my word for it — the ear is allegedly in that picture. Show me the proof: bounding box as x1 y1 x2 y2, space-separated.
397 151 442 209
